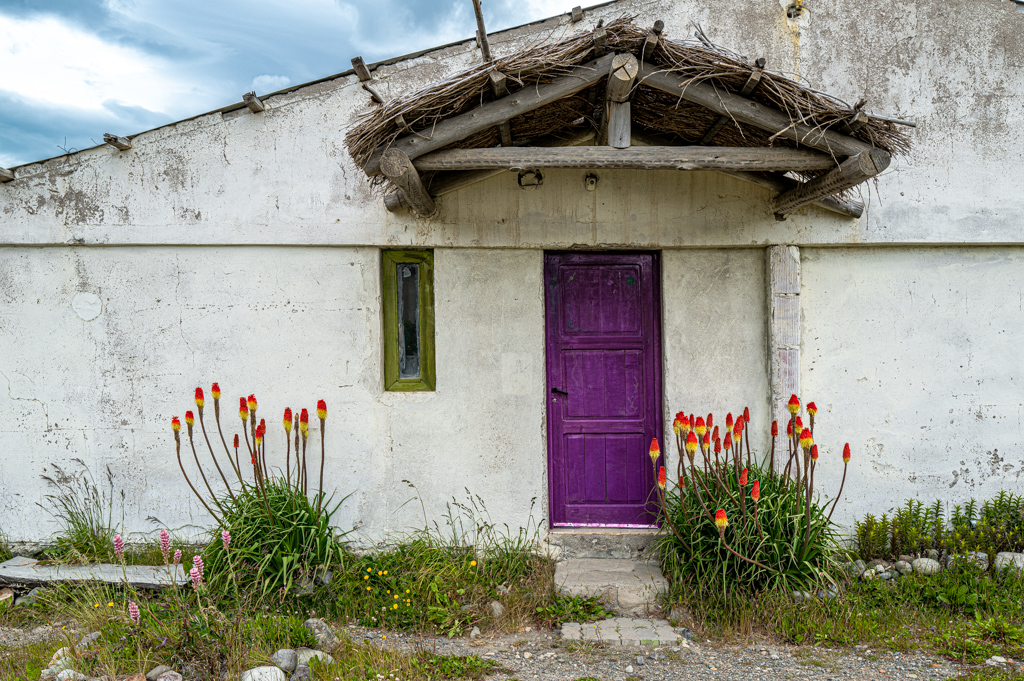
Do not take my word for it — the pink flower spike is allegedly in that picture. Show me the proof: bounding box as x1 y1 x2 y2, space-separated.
173 549 182 566
189 566 202 590
193 554 204 580
222 530 231 552
128 601 140 625
113 534 124 562
159 529 171 565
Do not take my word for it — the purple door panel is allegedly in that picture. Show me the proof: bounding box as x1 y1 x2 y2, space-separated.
545 252 663 527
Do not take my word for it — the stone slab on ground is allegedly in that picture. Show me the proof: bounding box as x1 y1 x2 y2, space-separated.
0 556 186 590
554 558 667 616
561 617 680 646
544 530 657 561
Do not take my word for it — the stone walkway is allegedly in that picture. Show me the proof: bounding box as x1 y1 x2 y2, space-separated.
561 617 680 646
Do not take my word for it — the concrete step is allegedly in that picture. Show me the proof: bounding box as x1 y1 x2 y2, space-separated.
545 529 659 561
554 557 668 617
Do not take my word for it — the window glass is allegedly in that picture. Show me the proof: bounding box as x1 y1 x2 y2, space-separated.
397 263 420 379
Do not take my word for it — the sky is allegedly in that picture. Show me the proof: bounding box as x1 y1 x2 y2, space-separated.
0 0 585 168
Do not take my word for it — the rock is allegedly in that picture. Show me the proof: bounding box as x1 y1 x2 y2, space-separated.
50 648 73 665
76 632 101 651
878 572 891 581
489 600 505 618
895 560 913 575
522 652 532 659
16 587 43 607
927 549 939 561
291 665 311 681
845 560 866 578
270 649 297 673
145 666 171 681
295 648 333 666
792 591 813 602
156 673 182 681
912 558 941 575
625 665 634 673
125 675 146 681
898 554 915 563
986 656 1007 666
994 552 1024 573
55 672 87 681
469 626 481 639
303 618 338 650
874 564 887 574
867 559 885 568
968 551 990 571
0 587 13 608
635 655 645 665
862 570 876 581
318 570 333 586
495 584 510 595
239 667 285 681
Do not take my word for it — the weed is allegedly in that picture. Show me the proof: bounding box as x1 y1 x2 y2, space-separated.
38 459 123 563
535 595 609 628
0 528 11 562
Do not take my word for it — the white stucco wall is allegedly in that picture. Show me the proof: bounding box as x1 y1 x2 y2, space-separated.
801 247 1024 525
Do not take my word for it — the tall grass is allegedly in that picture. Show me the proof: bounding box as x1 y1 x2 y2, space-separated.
38 459 123 563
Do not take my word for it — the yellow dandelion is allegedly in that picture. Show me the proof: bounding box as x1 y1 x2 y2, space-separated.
406 589 410 593
94 603 99 608
470 560 477 566
364 575 369 580
367 567 372 572
366 586 371 591
383 570 388 575
386 590 390 594
107 602 114 607
394 595 398 599
377 571 382 575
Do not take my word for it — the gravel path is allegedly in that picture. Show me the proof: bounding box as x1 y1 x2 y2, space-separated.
345 624 967 680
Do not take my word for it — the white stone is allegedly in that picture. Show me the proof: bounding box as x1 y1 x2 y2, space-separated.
295 649 333 666
912 558 941 575
994 553 1024 573
895 561 913 575
625 665 634 673
55 671 87 681
489 600 505 618
270 649 297 673
469 626 481 639
239 667 285 681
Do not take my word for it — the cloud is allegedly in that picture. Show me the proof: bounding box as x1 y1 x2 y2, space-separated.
251 75 291 93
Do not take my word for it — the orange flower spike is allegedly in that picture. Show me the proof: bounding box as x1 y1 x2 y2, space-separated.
299 409 309 437
672 414 683 434
739 468 748 485
233 434 239 449
194 387 204 411
795 415 803 429
657 466 666 490
712 425 719 441
810 444 819 461
843 443 851 464
807 402 817 416
771 420 778 437
725 413 733 429
743 406 750 424
239 397 249 422
706 414 713 431
679 475 686 489
283 408 293 433
688 415 695 431
317 399 327 421
701 432 709 450
247 394 257 416
649 438 661 464
786 420 793 436
799 428 813 451
184 411 194 436
723 432 732 450
733 420 742 439
694 416 706 438
258 418 266 437
750 480 760 502
787 394 800 414
171 416 181 433
211 383 221 400
680 414 691 436
254 423 264 446
684 431 698 455
714 437 721 455
714 509 729 534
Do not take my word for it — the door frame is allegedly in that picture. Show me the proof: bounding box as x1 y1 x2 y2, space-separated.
543 250 664 528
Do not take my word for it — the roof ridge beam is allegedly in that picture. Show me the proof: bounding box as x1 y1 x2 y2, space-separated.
362 53 616 176
637 61 873 158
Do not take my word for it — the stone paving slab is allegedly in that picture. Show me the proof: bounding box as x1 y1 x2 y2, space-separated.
561 617 680 646
0 556 186 590
554 558 668 616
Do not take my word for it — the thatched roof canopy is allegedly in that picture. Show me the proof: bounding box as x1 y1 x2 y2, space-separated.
345 17 912 219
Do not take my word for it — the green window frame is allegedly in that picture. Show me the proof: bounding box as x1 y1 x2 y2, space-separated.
382 249 435 391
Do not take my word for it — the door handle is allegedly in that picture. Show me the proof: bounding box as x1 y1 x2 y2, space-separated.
551 388 568 396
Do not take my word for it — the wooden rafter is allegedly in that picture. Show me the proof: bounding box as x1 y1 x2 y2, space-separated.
411 146 839 172
361 53 616 176
701 58 764 144
598 53 638 149
381 149 436 217
637 62 873 158
770 149 889 216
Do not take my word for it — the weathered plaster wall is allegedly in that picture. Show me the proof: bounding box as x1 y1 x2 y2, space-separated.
801 247 1024 525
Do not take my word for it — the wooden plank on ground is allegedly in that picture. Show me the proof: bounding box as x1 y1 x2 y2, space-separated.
0 556 187 590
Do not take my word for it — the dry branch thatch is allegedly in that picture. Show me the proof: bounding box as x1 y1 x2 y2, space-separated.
345 17 911 194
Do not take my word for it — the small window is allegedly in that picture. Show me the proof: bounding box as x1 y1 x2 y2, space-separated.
382 250 435 391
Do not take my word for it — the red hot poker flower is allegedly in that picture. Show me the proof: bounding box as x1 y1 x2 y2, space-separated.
688 415 695 430
795 416 803 429
672 412 684 434
743 406 750 423
684 431 698 455
649 438 660 463
239 397 249 422
810 444 819 461
194 387 204 409
255 423 264 445
694 416 706 437
807 402 817 416
714 437 721 455
714 509 729 533
723 432 732 450
233 434 239 448
247 394 257 414
679 475 686 489
799 428 813 450
726 413 733 429
701 432 709 449
171 416 181 432
185 411 194 427
739 468 748 485
750 480 761 502
658 466 666 489
283 408 293 433
788 394 800 414
843 443 851 464
771 420 778 437
786 420 793 436
706 414 713 431
680 415 691 435
317 399 327 421
211 383 221 400
299 409 309 437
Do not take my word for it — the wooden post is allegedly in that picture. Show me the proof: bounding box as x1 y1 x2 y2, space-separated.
471 0 492 62
701 58 764 144
599 53 638 148
242 92 265 113
642 20 664 62
593 24 607 57
103 134 132 151
770 149 889 216
571 6 584 22
351 56 371 82
489 71 513 147
0 167 14 183
381 149 436 217
767 245 801 463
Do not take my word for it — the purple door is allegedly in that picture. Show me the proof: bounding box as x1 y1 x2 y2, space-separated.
545 252 663 527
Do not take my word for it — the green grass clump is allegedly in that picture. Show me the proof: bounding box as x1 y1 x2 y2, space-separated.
38 459 121 563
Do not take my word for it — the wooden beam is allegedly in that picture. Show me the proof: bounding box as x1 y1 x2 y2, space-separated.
638 62 874 158
642 20 664 62
839 110 869 135
571 6 584 22
701 59 764 144
362 83 384 103
351 56 371 82
489 71 513 147
718 170 863 218
600 53 638 148
770 149 889 215
362 53 616 176
0 167 14 183
471 0 492 62
242 92 265 113
411 145 839 172
766 244 801 455
381 149 436 217
593 24 607 57
103 134 132 151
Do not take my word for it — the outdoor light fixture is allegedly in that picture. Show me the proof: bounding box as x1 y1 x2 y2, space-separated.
585 174 599 191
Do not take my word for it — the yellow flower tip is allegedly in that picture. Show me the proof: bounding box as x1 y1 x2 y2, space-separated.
470 560 477 566
364 575 368 580
383 570 388 575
